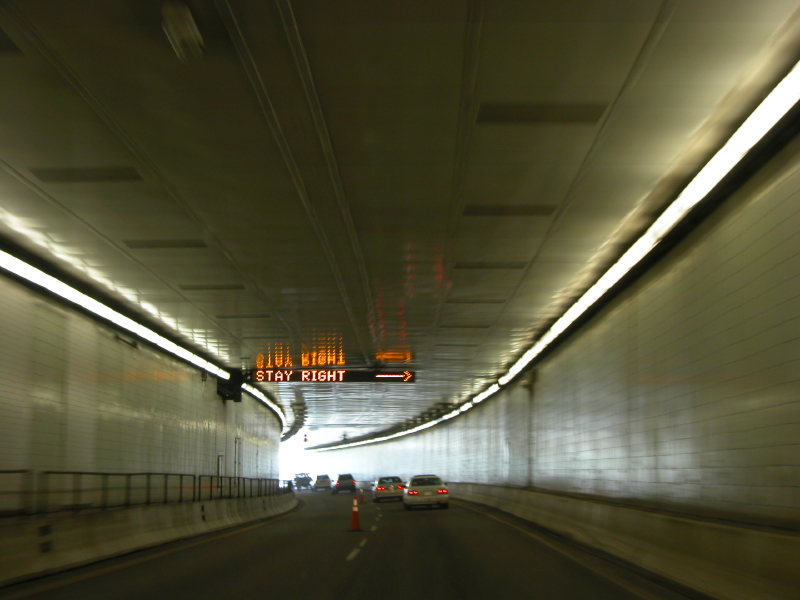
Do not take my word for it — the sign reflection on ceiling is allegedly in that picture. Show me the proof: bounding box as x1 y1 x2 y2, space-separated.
375 350 412 363
255 335 345 370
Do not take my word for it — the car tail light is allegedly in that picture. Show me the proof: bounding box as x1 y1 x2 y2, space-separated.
397 485 405 489
336 482 340 486
407 490 419 495
376 486 386 491
437 489 448 494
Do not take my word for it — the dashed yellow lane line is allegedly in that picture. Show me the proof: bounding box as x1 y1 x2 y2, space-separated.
346 548 360 561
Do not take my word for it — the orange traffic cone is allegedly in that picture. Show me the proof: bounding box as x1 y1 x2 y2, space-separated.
359 488 366 504
349 496 362 532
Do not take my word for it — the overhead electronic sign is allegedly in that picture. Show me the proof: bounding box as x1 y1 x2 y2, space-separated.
252 369 415 383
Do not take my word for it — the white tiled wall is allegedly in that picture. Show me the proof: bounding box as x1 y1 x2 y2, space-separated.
319 139 800 527
0 279 280 478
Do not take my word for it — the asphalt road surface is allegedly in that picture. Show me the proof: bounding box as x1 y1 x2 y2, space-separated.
0 490 689 600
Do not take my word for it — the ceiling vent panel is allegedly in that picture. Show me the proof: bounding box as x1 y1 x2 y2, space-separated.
179 284 246 291
0 26 21 53
462 205 557 217
450 267 525 302
124 239 207 249
476 103 607 124
30 167 143 182
454 261 527 269
446 298 506 304
441 302 505 326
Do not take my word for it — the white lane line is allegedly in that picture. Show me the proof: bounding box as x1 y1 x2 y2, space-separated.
346 548 360 561
359 538 368 548
371 525 377 531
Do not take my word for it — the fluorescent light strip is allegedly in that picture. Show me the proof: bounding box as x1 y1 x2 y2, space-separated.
499 59 800 386
0 249 229 380
317 419 440 451
316 58 800 453
242 383 287 432
316 400 477 451
473 383 500 403
0 249 287 428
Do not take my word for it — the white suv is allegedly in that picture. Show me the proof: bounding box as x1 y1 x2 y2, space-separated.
403 474 449 510
313 474 331 491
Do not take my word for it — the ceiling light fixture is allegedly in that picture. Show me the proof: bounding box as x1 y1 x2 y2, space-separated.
242 383 288 433
0 248 228 378
499 58 800 387
162 2 204 62
316 57 800 452
472 384 500 404
0 248 288 427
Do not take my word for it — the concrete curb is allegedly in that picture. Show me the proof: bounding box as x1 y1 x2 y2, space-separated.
450 483 798 600
0 493 297 587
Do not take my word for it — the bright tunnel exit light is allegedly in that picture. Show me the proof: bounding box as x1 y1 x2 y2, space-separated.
0 248 229 380
316 57 800 452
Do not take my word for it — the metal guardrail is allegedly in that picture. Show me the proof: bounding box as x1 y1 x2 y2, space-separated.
0 470 33 516
196 475 285 501
0 470 292 517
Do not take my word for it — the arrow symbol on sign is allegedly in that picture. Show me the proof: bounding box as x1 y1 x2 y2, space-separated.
375 370 414 382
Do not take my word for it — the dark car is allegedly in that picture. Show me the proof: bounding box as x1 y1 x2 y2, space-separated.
294 473 312 490
332 473 357 494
